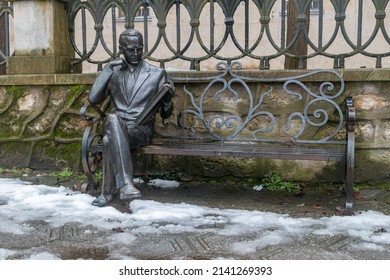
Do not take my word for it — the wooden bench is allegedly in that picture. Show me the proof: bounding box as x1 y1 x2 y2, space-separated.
80 61 355 215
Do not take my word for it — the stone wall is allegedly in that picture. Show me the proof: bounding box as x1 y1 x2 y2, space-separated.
0 69 389 184
0 74 92 170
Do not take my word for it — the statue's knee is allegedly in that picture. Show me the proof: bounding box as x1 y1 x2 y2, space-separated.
105 114 120 127
104 114 125 133
102 135 110 147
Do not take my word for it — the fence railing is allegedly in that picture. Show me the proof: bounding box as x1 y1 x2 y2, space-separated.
0 1 12 74
67 0 390 72
2 1 390 73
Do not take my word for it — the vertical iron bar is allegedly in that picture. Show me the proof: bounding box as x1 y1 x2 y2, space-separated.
376 56 382 68
111 5 117 57
318 0 323 48
0 4 6 75
176 0 181 52
245 0 249 51
124 2 130 29
4 7 10 57
143 1 149 52
82 5 87 56
281 0 286 48
357 0 363 47
210 0 215 52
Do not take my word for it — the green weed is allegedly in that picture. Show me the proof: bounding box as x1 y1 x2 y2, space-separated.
94 170 103 181
261 172 300 193
50 168 74 178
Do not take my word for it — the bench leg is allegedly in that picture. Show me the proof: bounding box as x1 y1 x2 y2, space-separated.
344 101 355 215
81 126 102 194
344 156 354 215
344 139 354 215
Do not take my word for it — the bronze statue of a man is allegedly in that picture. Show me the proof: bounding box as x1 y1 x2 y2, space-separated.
88 29 173 207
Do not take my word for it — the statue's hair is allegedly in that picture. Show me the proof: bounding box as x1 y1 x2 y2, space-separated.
119 29 143 45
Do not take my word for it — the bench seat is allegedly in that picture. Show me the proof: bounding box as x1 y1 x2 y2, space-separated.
81 62 355 215
140 141 346 162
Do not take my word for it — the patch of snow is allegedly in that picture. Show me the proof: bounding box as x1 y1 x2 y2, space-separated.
0 248 16 259
147 179 180 189
27 252 61 260
253 185 263 191
0 178 389 259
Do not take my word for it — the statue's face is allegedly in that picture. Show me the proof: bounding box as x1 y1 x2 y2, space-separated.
120 35 143 67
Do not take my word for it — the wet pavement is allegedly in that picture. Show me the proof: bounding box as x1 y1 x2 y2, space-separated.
0 172 389 260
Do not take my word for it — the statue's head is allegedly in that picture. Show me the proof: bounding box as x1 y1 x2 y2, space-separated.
119 29 144 67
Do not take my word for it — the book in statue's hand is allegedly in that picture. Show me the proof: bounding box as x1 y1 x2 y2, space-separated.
134 83 173 126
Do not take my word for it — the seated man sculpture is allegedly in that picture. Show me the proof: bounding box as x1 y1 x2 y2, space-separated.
88 28 174 207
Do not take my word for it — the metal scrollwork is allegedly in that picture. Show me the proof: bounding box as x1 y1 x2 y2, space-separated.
175 61 345 144
66 0 390 71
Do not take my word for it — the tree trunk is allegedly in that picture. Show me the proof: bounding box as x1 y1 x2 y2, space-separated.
284 1 310 69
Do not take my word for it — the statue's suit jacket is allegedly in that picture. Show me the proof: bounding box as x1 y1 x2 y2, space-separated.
87 60 173 193
88 60 173 124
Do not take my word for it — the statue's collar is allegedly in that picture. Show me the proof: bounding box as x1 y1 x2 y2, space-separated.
122 60 143 73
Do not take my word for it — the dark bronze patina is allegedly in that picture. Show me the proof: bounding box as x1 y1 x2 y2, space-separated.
82 60 355 214
87 29 173 207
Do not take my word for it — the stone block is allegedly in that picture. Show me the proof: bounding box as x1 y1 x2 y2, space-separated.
6 56 79 75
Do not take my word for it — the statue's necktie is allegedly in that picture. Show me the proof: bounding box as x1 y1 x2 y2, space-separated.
126 68 136 103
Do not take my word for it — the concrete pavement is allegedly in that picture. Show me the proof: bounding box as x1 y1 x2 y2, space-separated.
0 173 389 260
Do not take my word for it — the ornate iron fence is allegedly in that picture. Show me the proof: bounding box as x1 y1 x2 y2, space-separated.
67 0 390 72
0 1 12 74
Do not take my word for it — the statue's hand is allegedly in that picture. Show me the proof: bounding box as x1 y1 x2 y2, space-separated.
163 82 175 103
163 90 174 103
106 58 125 70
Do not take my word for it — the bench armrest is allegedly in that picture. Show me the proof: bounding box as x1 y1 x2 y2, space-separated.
80 104 107 126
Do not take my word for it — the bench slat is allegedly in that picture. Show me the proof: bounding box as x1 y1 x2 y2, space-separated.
140 142 345 161
80 66 355 215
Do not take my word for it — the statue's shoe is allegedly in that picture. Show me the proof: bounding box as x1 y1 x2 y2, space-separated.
120 184 141 200
92 194 113 207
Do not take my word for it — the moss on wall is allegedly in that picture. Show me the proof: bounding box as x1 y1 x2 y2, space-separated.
0 83 85 171
0 142 32 168
0 71 389 186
